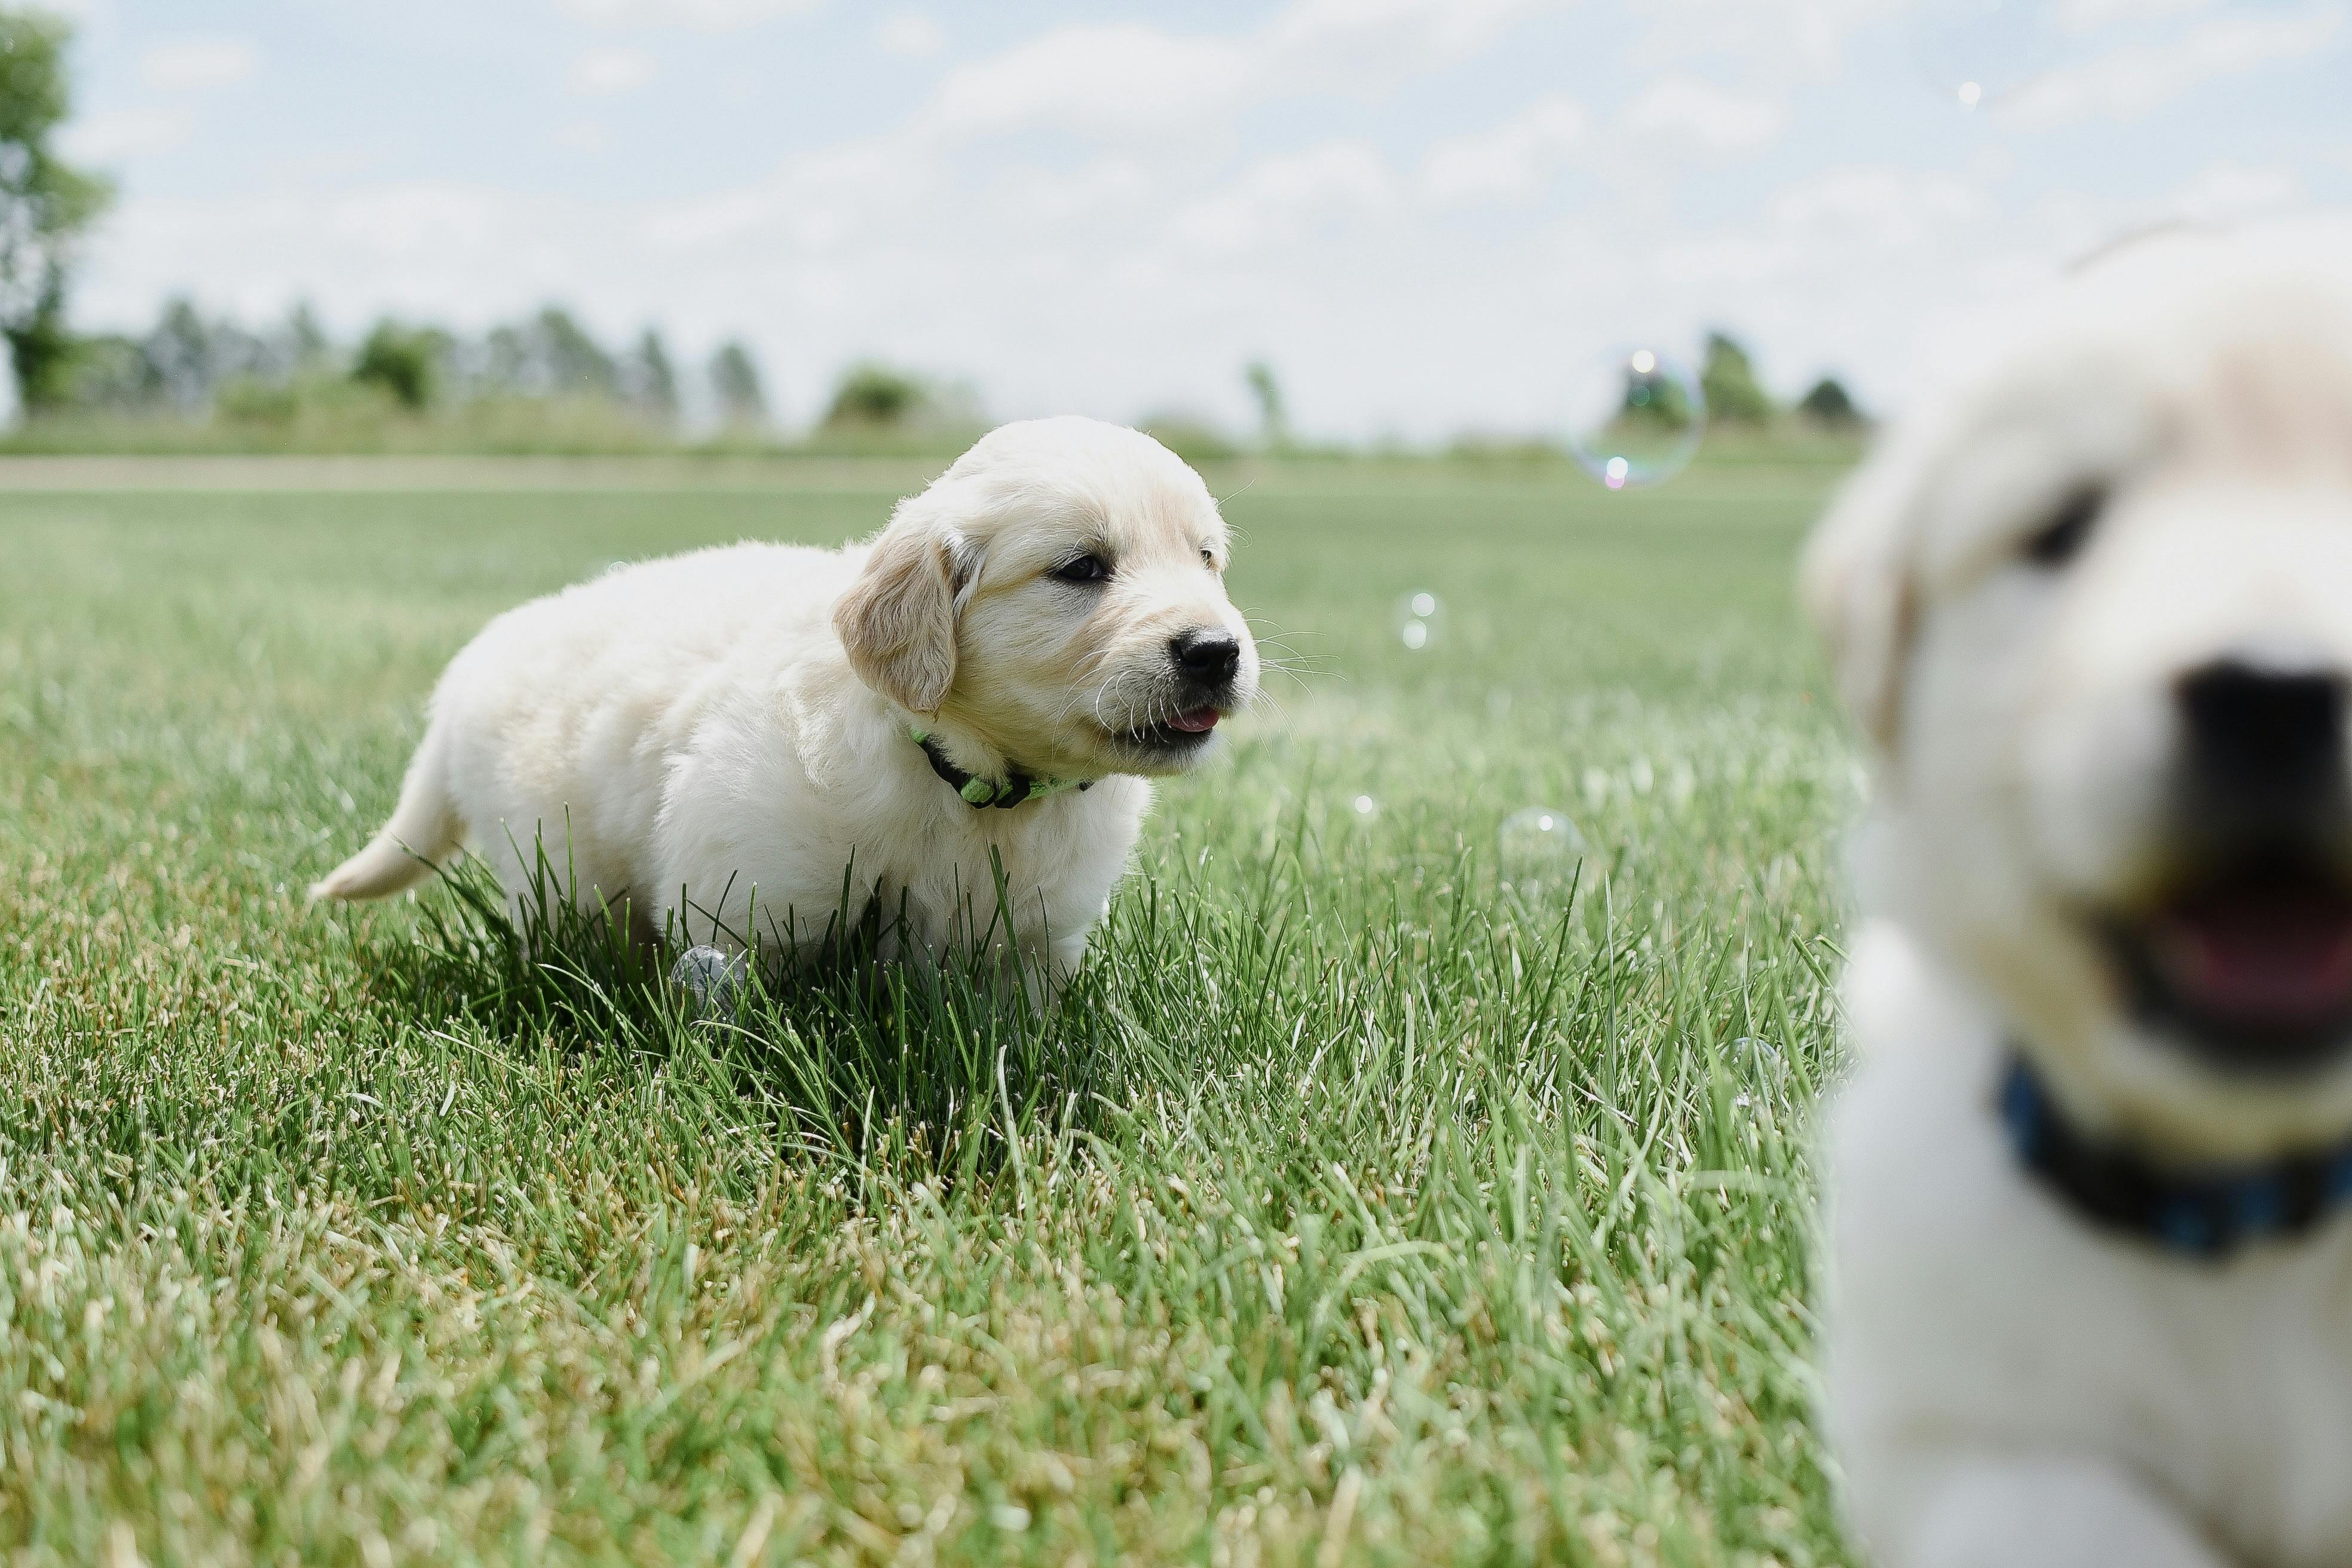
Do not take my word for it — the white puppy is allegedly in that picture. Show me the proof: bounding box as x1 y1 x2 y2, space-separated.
1810 220 2352 1568
313 416 1258 986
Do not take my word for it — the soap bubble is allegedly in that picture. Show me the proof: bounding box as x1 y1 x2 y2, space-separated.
1499 807 1583 892
1909 0 2070 112
1910 1 2237 116
1393 590 1444 651
670 944 746 1013
1351 794 1377 818
1564 346 1705 490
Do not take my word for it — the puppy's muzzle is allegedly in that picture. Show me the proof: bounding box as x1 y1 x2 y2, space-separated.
2106 654 2352 1073
1169 629 1243 703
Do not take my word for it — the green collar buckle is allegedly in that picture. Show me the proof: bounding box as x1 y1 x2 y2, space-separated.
909 727 1092 810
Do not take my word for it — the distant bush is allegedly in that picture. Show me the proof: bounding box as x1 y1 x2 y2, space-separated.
353 320 439 409
824 362 925 427
1798 375 1865 427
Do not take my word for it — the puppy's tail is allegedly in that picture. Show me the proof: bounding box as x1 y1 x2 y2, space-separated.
310 718 462 902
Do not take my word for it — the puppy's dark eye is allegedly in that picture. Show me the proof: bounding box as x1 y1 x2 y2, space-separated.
2025 488 2104 568
1200 547 1218 569
1052 553 1112 584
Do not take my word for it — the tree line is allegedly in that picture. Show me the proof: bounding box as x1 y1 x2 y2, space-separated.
60 296 776 431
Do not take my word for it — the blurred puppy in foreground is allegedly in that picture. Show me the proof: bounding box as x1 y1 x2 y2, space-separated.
313 416 1257 990
1809 220 2352 1567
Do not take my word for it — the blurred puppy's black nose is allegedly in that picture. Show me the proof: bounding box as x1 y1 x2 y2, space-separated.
1171 630 1241 685
2178 660 2347 817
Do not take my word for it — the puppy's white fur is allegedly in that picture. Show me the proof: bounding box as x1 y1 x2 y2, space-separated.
1812 221 2352 1568
313 416 1257 984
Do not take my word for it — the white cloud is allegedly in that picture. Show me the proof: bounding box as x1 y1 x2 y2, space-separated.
568 46 657 96
2032 159 2308 261
1619 75 1789 158
917 0 1552 139
137 38 258 93
2004 3 2348 128
25 0 111 25
556 0 817 29
1420 96 1589 204
2161 161 2304 224
1174 140 1394 256
59 106 191 162
2054 0 2218 33
918 24 1250 138
876 13 945 58
1630 0 1898 82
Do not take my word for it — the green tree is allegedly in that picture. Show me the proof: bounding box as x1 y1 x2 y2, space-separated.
1 8 114 413
1699 330 1776 425
144 296 217 414
824 360 924 427
284 301 333 373
1243 359 1287 448
533 307 615 396
621 327 678 422
1798 375 1864 427
710 340 766 426
352 319 438 410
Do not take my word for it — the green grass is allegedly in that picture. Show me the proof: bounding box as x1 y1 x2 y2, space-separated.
0 458 1858 1566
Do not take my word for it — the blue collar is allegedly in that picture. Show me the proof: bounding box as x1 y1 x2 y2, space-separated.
1999 1054 2352 1260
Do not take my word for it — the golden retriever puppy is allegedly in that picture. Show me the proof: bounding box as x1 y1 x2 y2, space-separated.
1808 220 2352 1568
313 416 1257 987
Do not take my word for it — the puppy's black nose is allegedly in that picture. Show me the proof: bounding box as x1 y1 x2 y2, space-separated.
1171 630 1241 685
2178 660 2347 825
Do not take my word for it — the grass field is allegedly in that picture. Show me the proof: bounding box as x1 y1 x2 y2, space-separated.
0 457 1860 1566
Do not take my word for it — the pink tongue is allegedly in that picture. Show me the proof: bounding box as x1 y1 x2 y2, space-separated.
2154 889 2352 1030
1168 708 1220 734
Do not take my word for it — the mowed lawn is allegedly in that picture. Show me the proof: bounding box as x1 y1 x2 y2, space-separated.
0 457 1860 1566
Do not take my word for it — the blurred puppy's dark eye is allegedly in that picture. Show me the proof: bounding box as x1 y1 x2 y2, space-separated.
1052 553 1112 584
1200 547 1218 569
2025 488 2104 568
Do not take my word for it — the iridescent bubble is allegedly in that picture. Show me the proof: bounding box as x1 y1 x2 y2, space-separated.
1499 806 1584 892
1565 346 1705 491
1392 590 1445 651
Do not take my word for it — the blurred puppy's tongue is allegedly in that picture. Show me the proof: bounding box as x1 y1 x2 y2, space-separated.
1168 708 1220 734
2151 878 2352 1034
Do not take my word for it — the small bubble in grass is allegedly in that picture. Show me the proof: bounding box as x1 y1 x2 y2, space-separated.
1565 345 1705 490
670 945 746 1013
1499 807 1582 890
1352 794 1377 817
1392 590 1444 651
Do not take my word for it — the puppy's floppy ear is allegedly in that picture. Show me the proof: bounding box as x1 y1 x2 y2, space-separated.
1802 445 1921 757
834 506 973 714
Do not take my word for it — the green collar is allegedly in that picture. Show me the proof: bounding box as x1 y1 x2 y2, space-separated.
910 726 1092 810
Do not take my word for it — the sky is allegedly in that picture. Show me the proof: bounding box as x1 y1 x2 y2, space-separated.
22 0 2352 439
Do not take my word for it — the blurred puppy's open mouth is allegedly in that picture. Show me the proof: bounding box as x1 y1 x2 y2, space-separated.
2107 863 2352 1072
